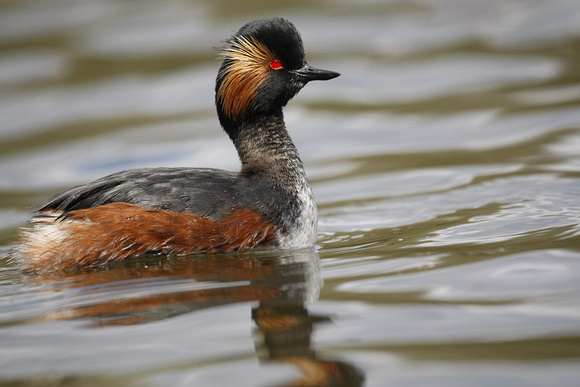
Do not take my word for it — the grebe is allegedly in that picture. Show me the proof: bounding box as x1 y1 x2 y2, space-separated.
7 18 340 273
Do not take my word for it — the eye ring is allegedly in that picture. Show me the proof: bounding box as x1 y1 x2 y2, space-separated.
270 59 283 70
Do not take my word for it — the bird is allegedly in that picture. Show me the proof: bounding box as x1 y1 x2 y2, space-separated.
7 18 340 273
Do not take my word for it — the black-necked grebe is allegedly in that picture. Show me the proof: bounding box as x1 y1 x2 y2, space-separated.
7 18 340 273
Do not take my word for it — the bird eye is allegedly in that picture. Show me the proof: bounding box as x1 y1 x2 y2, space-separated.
270 59 283 70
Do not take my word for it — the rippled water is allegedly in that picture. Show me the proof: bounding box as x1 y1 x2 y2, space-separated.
1 0 580 386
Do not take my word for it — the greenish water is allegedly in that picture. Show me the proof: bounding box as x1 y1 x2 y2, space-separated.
1 0 580 386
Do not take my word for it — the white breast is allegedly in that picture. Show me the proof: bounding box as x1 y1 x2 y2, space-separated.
276 180 318 249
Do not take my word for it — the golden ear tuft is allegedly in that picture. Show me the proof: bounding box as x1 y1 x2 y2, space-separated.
217 36 278 121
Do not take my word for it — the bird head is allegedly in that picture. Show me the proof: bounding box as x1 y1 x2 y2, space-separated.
215 18 340 126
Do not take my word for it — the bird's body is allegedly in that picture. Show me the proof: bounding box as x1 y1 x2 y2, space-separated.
7 18 339 273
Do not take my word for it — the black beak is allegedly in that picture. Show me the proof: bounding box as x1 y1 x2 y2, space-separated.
291 65 340 82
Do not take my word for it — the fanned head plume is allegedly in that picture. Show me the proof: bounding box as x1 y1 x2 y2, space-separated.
217 35 279 122
215 18 340 129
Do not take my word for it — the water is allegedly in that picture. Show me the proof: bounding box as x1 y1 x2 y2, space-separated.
1 0 580 386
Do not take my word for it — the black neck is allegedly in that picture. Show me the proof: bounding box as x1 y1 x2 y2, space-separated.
219 109 306 183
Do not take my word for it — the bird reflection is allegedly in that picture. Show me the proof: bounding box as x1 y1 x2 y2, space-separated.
24 249 364 386
253 301 364 387
26 249 321 326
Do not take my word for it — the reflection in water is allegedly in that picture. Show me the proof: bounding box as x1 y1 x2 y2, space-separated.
25 250 321 326
23 249 363 386
253 302 364 387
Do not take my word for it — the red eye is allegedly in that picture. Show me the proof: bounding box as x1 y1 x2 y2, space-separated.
270 59 283 70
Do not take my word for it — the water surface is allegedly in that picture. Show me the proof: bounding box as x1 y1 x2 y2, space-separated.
1 0 580 386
